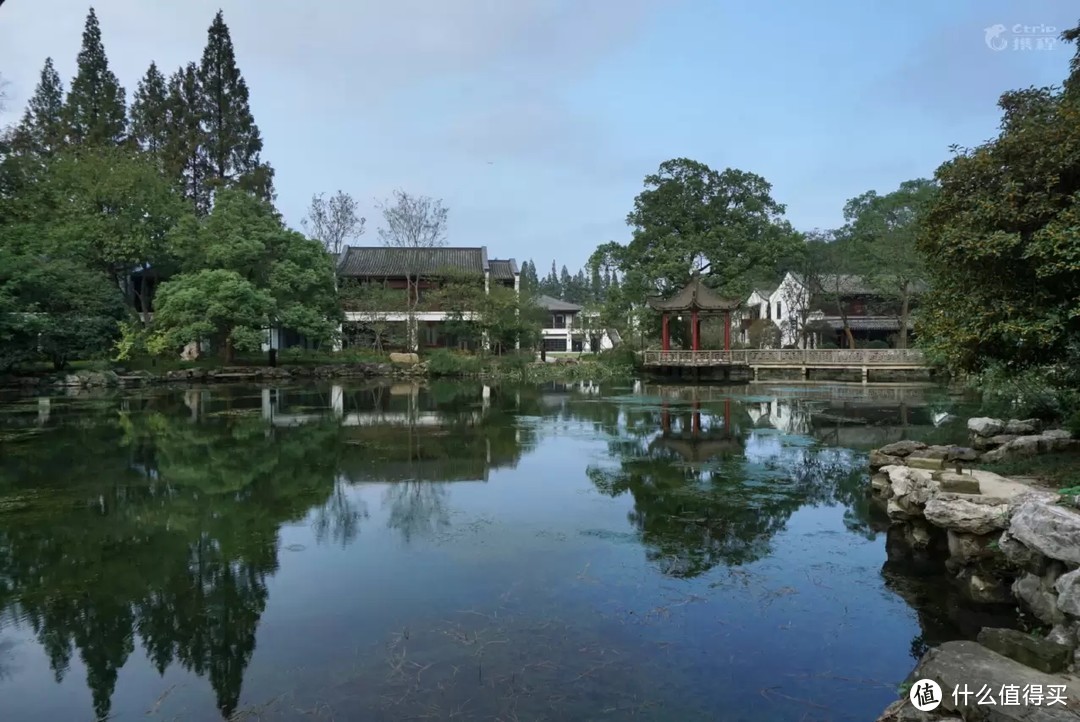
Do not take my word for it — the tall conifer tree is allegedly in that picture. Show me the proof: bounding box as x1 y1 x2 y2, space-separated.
64 7 127 146
166 63 210 212
130 62 170 155
197 11 273 202
13 58 66 156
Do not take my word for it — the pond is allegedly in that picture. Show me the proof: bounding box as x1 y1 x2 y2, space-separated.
0 379 1000 721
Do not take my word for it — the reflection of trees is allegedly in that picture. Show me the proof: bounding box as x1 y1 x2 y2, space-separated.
0 396 343 721
587 405 873 578
384 481 451 542
312 481 369 547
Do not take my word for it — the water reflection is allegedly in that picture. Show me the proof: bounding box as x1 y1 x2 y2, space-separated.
0 380 973 721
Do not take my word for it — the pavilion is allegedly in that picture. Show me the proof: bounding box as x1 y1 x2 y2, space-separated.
646 275 743 352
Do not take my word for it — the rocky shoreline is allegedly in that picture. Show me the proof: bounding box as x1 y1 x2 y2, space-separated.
873 418 1080 720
0 361 429 391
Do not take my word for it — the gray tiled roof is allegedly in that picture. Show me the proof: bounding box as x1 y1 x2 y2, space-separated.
818 316 914 331
489 259 518 280
534 294 582 312
338 246 487 277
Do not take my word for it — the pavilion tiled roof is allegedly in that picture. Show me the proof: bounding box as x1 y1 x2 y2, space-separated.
488 259 518 281
337 246 488 277
647 275 742 312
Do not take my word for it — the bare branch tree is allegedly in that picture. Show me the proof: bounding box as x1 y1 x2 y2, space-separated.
302 190 365 254
376 190 448 248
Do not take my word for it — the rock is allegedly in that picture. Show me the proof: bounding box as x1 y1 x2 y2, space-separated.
918 445 952 460
1054 570 1080 617
871 473 891 495
1047 622 1078 649
937 472 981 494
999 531 1047 573
389 352 420 365
880 440 927 457
946 446 980 463
1011 499 1080 565
956 567 1013 604
968 417 1005 437
906 456 945 471
976 627 1073 674
870 450 903 469
1014 572 1066 625
1005 418 1042 435
924 494 1010 535
947 530 997 563
909 640 1080 719
180 341 200 361
1044 428 1074 440
990 434 1019 446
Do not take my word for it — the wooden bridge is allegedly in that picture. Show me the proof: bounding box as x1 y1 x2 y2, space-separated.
641 348 928 382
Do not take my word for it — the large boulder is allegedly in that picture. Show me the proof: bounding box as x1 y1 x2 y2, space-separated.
1014 572 1066 625
946 446 980 463
976 627 1072 674
1011 499 1080 565
947 530 997 563
879 440 927 457
1005 418 1042 435
999 531 1047 573
870 450 904 469
924 493 1010 535
1054 570 1080 617
389 352 420 365
983 432 1079 462
909 640 1080 719
968 417 1005 437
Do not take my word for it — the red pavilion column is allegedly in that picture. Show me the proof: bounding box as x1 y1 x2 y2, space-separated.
691 309 700 351
661 313 670 352
723 310 731 352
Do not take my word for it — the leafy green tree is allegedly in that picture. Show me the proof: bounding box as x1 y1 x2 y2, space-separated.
595 157 798 307
11 57 66 157
163 189 340 356
149 269 273 361
129 61 170 155
0 249 126 370
841 179 936 347
198 11 274 203
917 24 1080 372
519 259 540 294
338 280 409 350
64 8 127 147
590 263 604 303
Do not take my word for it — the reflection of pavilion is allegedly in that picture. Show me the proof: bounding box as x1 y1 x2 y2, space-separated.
653 397 742 466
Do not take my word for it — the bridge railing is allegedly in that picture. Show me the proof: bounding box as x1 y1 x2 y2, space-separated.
641 348 925 366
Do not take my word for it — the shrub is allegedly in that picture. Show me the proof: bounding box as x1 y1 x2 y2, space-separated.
974 363 1075 421
426 349 482 377
597 346 638 370
819 341 838 349
865 340 890 350
1067 410 1080 439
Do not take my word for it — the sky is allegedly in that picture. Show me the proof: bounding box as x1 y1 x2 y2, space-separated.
0 0 1077 271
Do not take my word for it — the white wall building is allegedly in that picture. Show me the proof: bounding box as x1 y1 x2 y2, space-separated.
534 295 619 354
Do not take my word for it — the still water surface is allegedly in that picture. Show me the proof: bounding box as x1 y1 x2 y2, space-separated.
0 380 993 721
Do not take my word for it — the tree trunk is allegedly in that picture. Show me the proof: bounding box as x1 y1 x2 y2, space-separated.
898 290 910 348
844 323 856 349
224 336 235 364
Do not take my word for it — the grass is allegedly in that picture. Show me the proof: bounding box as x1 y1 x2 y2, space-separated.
976 449 1080 489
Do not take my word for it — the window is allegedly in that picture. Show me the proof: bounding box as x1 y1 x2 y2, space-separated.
765 303 771 319
776 301 782 318
543 337 567 352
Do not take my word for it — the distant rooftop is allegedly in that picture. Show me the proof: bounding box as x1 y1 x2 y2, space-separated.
534 294 582 312
336 246 517 278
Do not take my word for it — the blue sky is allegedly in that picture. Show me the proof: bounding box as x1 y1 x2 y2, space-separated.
0 0 1076 271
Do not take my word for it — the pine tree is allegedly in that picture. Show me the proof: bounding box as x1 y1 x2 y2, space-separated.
130 62 170 155
64 8 127 147
589 264 603 303
197 10 274 202
520 259 540 294
559 265 573 300
12 58 66 156
166 63 209 212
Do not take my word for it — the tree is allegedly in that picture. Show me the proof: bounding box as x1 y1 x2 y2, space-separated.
129 62 170 155
519 260 540 294
841 179 936 348
149 269 273 362
917 23 1080 372
302 190 365 254
11 58 66 157
197 11 274 203
165 63 209 211
590 263 604 303
338 280 409 351
0 249 126 370
593 158 799 342
376 190 448 248
163 189 341 357
64 8 127 147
